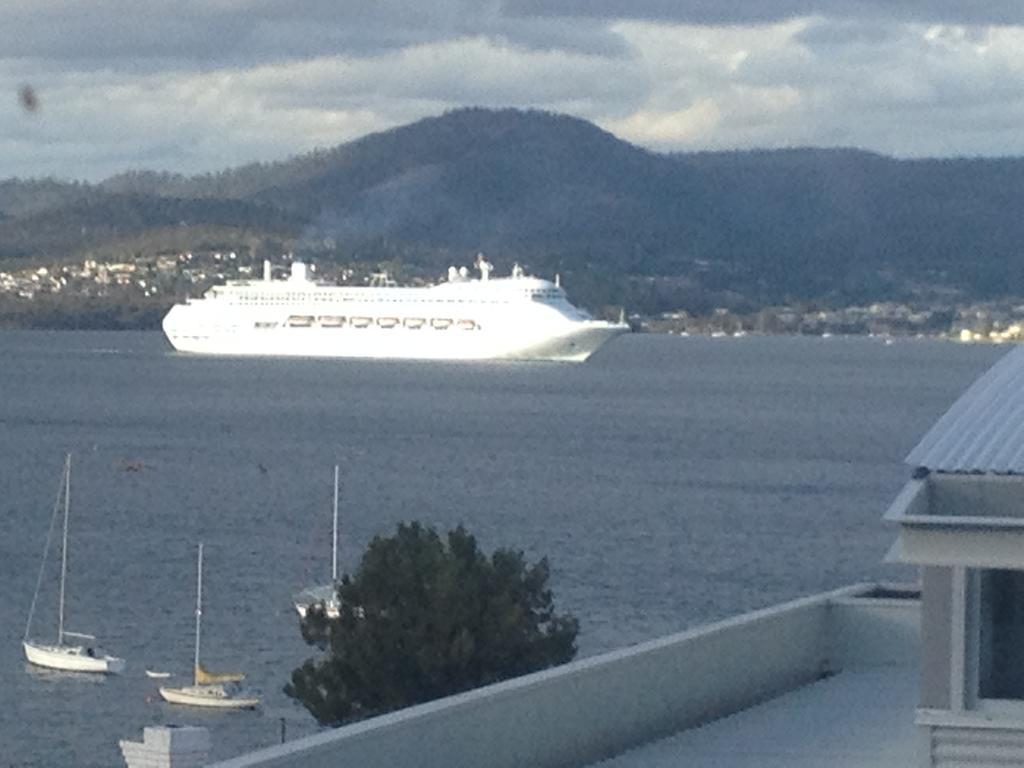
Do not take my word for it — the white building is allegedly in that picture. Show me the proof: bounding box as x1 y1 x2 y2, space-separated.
887 343 1024 764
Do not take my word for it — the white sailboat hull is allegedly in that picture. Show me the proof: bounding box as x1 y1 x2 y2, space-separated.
23 640 125 674
159 684 259 709
161 543 261 710
294 600 341 619
294 584 341 619
23 455 126 677
296 466 344 620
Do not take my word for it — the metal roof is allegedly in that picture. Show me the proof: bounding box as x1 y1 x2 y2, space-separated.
907 345 1024 473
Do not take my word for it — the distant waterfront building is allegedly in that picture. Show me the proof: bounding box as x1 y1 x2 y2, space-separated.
155 256 178 273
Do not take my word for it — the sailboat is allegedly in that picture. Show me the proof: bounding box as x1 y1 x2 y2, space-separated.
23 454 126 674
293 465 342 619
159 543 259 709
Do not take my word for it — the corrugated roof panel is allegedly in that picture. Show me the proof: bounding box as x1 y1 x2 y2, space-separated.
907 345 1024 473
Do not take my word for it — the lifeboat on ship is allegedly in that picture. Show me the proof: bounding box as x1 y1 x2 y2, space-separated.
351 317 372 329
377 317 399 329
431 318 453 330
456 319 477 331
404 317 426 329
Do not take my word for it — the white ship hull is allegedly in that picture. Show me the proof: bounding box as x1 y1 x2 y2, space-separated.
23 640 126 674
159 684 259 709
164 317 624 362
162 262 628 362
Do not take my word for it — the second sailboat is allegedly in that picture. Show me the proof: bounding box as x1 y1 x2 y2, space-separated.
159 543 259 709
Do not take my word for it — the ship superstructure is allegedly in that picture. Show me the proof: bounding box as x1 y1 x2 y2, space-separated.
162 258 627 361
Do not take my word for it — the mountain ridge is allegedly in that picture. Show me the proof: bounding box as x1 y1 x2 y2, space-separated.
3 107 1024 310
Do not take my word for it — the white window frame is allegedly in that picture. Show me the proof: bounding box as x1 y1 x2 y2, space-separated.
965 567 1024 718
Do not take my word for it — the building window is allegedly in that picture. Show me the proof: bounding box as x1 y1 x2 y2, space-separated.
978 569 1024 700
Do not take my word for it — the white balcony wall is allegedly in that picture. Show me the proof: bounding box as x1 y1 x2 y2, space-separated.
211 585 915 768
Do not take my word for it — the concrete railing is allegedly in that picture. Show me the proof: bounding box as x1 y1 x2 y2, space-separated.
208 584 917 768
828 585 920 670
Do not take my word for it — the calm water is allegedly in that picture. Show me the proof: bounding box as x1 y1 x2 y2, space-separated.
0 331 1005 766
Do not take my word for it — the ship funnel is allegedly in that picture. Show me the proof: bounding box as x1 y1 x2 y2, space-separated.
475 253 493 281
263 260 272 282
290 262 307 282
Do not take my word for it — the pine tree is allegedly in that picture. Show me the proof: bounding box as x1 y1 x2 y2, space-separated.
285 522 579 726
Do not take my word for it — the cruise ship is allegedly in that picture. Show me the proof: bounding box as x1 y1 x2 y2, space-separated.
162 257 628 362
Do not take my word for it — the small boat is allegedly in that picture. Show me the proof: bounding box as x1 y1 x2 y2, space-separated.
160 681 259 709
23 454 125 675
294 466 342 620
456 319 477 331
159 543 259 709
145 669 172 679
350 317 372 328
403 317 426 329
431 318 452 330
376 317 399 329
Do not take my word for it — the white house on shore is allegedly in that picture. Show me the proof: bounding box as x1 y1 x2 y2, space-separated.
122 345 1024 768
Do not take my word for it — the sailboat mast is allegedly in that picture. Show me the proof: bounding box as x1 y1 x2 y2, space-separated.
57 453 71 646
194 542 203 686
332 465 339 584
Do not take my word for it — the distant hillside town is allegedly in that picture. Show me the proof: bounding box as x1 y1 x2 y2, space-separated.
642 303 1024 343
1 249 1022 342
5 109 1024 330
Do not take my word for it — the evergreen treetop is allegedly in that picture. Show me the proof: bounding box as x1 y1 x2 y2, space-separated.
286 521 579 726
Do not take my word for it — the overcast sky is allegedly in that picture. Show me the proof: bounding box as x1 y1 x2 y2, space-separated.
5 1 1024 181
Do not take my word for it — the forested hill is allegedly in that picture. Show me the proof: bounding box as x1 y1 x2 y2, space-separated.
4 107 1024 307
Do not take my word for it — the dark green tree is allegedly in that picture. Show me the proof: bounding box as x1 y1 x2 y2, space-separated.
285 522 579 726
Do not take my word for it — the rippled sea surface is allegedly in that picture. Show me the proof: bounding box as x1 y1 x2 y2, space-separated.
0 331 1005 766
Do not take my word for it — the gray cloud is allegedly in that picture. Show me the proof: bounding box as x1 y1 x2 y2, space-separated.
795 19 907 47
0 0 626 69
253 39 646 112
4 2 1024 181
504 0 1024 26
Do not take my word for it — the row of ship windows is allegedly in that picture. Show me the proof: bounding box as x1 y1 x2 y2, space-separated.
218 293 559 304
257 316 481 331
